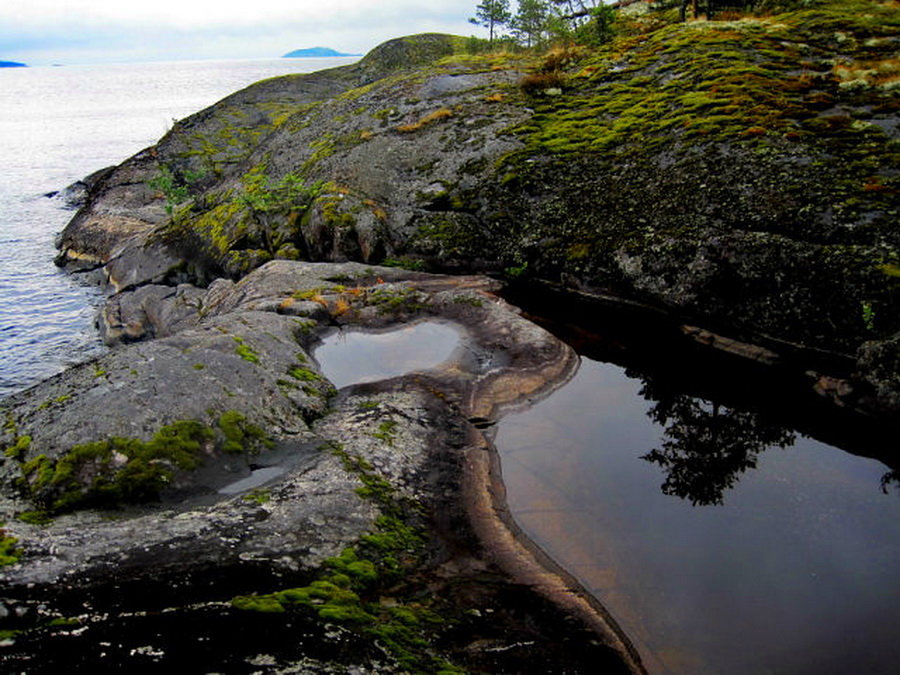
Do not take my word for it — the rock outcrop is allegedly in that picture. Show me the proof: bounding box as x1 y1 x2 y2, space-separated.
0 261 641 673
54 2 900 414
6 2 897 670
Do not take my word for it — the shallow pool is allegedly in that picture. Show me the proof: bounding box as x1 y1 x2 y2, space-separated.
314 320 463 389
494 356 900 674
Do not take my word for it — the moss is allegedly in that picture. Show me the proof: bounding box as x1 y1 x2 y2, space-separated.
303 133 336 173
367 288 429 315
319 195 357 229
217 410 274 454
292 319 317 336
451 294 485 308
511 0 900 161
232 336 260 364
4 435 31 460
372 419 398 446
288 366 322 382
47 617 81 628
14 415 270 515
382 256 428 272
879 264 900 279
292 286 337 301
242 488 271 505
232 441 453 673
159 168 323 279
16 510 53 526
231 594 286 614
0 528 22 567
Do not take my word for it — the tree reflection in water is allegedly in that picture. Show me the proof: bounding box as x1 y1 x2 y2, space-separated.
881 470 900 494
637 377 796 506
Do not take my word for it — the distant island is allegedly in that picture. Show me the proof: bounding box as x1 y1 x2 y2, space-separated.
282 47 360 58
0 60 26 68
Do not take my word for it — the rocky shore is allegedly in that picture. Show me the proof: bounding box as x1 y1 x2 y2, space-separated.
2 1 898 670
0 261 642 672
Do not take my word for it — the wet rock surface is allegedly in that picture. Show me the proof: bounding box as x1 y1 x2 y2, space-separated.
0 261 638 673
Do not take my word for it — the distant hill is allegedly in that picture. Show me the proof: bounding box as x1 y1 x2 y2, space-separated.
0 60 26 68
282 47 359 58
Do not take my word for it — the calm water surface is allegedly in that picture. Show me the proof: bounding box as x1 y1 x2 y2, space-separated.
313 314 900 675
494 358 900 674
0 56 357 398
315 321 462 388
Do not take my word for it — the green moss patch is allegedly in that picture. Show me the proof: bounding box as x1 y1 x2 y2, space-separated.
0 528 23 567
232 442 461 674
14 414 272 514
514 1 900 160
232 336 260 364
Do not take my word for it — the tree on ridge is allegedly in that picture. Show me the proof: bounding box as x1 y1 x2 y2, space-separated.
470 0 512 43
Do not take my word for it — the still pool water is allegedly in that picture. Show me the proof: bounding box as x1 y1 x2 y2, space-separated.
495 358 900 674
314 320 463 389
312 314 900 675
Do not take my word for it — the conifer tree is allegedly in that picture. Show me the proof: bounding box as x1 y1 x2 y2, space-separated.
512 0 551 47
469 0 512 43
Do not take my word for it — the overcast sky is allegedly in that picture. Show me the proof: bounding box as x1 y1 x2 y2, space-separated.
1 0 481 65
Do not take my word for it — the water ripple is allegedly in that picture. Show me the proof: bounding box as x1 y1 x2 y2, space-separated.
1 57 355 401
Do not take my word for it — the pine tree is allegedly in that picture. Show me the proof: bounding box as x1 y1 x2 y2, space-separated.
469 0 512 43
512 0 551 48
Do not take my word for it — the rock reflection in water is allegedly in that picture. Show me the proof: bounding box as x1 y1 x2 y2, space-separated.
315 320 462 389
637 376 796 506
494 358 900 675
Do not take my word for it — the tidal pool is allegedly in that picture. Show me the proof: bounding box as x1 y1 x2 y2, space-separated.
314 320 463 388
494 356 900 674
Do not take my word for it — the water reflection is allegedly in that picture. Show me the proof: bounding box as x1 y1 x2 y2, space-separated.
637 376 796 506
881 469 900 494
314 320 462 389
494 357 900 674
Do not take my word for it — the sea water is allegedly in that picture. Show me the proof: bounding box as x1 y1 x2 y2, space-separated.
0 56 358 398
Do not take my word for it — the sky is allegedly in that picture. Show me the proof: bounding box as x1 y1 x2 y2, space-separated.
1 0 482 65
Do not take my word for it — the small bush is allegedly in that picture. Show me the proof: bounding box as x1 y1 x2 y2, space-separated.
540 44 583 73
520 71 566 96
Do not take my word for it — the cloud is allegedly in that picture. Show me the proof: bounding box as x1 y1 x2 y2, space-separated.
0 0 481 64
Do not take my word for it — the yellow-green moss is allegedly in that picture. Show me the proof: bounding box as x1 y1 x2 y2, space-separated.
0 528 22 567
232 336 260 364
512 0 900 159
15 414 272 514
231 442 457 673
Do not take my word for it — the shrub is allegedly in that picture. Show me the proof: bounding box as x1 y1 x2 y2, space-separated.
519 71 566 96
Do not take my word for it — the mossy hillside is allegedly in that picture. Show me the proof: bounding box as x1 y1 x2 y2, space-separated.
152 41 528 282
486 0 900 353
516 2 898 157
153 33 480 183
232 441 463 674
11 412 271 515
